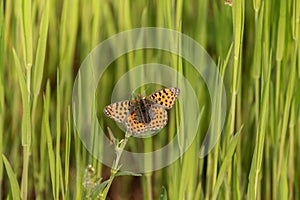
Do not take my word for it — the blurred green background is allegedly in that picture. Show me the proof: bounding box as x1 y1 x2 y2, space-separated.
1 0 299 199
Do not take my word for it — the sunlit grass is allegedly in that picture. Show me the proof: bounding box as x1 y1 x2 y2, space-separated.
1 0 299 199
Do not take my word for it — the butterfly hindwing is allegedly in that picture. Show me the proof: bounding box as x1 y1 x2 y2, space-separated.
124 104 168 134
125 110 148 134
148 105 168 131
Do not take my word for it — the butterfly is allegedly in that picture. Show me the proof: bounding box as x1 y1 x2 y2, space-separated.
104 87 180 135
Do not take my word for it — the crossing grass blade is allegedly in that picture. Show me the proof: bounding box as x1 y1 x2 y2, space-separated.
211 126 242 200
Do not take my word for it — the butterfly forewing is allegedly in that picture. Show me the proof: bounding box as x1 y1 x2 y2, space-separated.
104 100 133 123
145 87 180 109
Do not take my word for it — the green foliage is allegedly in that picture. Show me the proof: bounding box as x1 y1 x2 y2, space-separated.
1 0 299 199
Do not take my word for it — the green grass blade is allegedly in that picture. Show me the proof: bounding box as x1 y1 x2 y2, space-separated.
279 151 288 199
74 72 83 199
252 3 264 129
277 45 297 185
65 106 71 197
56 70 62 199
247 49 272 199
233 154 240 199
59 0 79 113
43 81 56 198
32 0 49 96
21 0 33 66
288 97 296 199
0 0 4 185
275 0 286 117
2 154 21 200
13 48 31 199
12 48 30 144
276 0 286 62
211 126 242 200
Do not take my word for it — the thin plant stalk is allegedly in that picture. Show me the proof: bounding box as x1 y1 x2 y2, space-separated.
100 132 131 200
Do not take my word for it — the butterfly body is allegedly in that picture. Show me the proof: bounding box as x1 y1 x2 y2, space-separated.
104 87 180 135
131 98 153 124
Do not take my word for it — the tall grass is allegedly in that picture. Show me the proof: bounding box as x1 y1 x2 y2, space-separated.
1 0 299 199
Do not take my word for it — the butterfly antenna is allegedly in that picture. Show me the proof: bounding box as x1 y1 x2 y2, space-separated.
130 89 138 99
130 86 151 99
140 86 150 96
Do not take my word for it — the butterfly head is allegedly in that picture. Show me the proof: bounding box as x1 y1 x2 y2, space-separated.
137 94 143 100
